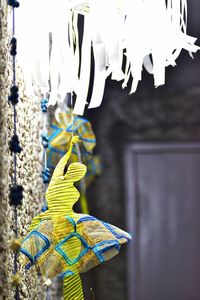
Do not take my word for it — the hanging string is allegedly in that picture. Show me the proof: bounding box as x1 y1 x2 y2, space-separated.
40 95 52 299
68 93 88 213
46 287 50 300
7 1 23 300
69 92 75 137
41 97 50 190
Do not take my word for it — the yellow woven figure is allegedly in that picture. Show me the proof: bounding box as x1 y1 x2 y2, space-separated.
48 111 101 214
20 136 131 299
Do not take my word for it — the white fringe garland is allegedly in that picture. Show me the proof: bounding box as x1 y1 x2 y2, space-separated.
13 0 199 115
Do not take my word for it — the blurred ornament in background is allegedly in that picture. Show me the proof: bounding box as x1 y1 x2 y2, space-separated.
47 110 101 188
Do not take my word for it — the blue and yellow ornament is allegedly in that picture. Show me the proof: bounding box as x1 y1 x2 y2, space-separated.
47 111 101 187
20 136 131 299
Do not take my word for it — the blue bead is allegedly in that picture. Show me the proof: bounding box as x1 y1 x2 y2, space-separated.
41 134 49 148
41 205 48 212
42 168 51 183
9 185 23 206
42 141 48 148
9 134 22 153
7 0 20 8
40 98 48 112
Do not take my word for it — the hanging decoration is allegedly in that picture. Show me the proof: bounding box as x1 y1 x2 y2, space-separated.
7 0 23 299
47 110 101 187
19 136 131 300
15 0 71 106
40 97 51 187
15 0 199 116
68 0 200 114
48 108 101 214
40 95 52 298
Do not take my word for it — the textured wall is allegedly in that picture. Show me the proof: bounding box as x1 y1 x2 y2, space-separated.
0 2 45 299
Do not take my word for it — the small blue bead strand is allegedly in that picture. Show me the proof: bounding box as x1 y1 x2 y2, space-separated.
7 1 22 300
40 97 51 299
40 98 51 187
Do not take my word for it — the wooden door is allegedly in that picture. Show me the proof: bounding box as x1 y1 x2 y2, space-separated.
124 143 200 300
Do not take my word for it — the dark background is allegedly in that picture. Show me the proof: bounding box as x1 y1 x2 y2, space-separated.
81 1 200 300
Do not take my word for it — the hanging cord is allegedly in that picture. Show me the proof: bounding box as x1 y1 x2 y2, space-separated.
75 142 86 194
69 93 88 213
41 96 51 193
46 286 50 300
69 92 75 137
7 1 23 299
40 96 52 300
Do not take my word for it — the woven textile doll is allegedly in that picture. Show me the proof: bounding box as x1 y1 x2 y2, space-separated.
20 136 131 299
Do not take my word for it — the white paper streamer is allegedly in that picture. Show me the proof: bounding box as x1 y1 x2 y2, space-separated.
15 0 51 95
73 14 92 115
14 0 199 115
88 43 107 109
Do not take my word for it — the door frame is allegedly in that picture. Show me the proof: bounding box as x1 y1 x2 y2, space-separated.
124 142 200 300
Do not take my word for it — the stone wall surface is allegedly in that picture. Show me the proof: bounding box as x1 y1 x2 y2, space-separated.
0 2 45 299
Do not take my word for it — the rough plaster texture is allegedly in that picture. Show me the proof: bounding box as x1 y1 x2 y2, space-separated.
0 2 45 299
